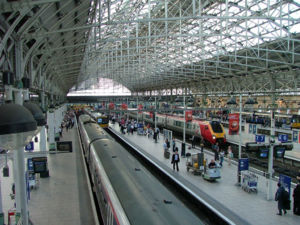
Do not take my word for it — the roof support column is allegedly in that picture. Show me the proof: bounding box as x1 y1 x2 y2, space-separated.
267 75 276 201
14 39 29 225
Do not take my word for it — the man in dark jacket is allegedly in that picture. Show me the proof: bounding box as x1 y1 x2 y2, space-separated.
293 181 300 215
275 183 287 215
171 149 180 171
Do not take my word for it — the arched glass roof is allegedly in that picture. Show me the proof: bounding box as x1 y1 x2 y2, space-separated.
68 78 131 96
79 0 300 95
0 0 299 97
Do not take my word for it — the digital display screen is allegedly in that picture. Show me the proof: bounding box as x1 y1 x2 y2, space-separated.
97 118 102 123
34 162 47 173
258 148 268 158
56 141 73 152
275 148 285 158
260 152 268 158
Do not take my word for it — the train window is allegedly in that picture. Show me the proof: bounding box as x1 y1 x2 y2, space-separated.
175 121 183 127
205 126 208 130
210 121 223 132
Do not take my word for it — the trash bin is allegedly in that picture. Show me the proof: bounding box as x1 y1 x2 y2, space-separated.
181 142 186 157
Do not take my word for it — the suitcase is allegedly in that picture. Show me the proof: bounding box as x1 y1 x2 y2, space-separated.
164 151 170 159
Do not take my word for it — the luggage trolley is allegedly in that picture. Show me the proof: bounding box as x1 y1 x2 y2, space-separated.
28 171 40 190
186 153 204 175
137 123 145 135
241 171 258 193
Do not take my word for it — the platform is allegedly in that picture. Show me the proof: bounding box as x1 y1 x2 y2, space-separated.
224 126 300 161
110 123 299 225
0 125 96 225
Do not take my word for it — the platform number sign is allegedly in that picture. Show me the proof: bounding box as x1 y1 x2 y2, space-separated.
279 174 291 195
292 131 298 143
278 134 288 143
238 158 249 171
255 135 265 143
25 141 34 151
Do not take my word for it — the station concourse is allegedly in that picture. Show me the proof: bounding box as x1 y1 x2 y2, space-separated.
1 0 300 225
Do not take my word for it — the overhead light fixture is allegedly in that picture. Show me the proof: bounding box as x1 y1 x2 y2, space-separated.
187 96 194 103
245 97 258 105
227 96 237 105
23 100 46 129
175 96 181 102
0 102 37 150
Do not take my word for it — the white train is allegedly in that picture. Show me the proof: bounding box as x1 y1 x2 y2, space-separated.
78 114 206 225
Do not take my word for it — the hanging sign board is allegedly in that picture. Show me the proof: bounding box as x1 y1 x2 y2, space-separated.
185 110 193 122
238 158 249 171
229 113 239 135
255 135 265 143
25 142 34 151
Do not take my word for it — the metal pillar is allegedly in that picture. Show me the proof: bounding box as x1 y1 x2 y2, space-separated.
40 91 47 152
267 110 275 200
136 98 139 124
14 90 29 225
0 178 3 225
48 110 55 150
238 94 242 185
154 97 157 130
183 96 186 143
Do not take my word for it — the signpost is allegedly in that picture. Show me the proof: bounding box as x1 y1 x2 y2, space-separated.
238 158 249 171
25 142 34 151
238 158 249 185
278 134 288 143
255 135 265 143
252 124 256 134
279 174 291 194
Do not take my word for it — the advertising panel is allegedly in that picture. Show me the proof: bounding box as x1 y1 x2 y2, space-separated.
229 113 239 135
185 110 193 122
121 103 128 110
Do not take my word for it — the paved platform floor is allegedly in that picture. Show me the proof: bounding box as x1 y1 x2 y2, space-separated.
110 123 300 225
1 126 95 225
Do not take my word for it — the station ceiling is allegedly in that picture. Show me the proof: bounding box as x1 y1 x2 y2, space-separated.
0 0 300 97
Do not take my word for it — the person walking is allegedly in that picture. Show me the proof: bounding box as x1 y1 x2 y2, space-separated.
275 183 287 215
166 139 170 151
155 127 160 139
227 145 233 166
172 137 176 152
200 143 204 153
191 135 196 148
163 140 168 152
219 150 225 167
214 143 220 161
293 181 300 215
153 131 157 143
171 149 180 171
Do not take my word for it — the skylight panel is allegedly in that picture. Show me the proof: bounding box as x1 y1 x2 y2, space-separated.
290 23 300 33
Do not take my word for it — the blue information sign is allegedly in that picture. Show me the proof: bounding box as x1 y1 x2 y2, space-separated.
238 158 249 171
27 158 34 171
278 134 288 143
293 131 298 142
252 124 256 134
25 142 34 151
255 134 265 143
279 174 291 195
138 123 144 128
